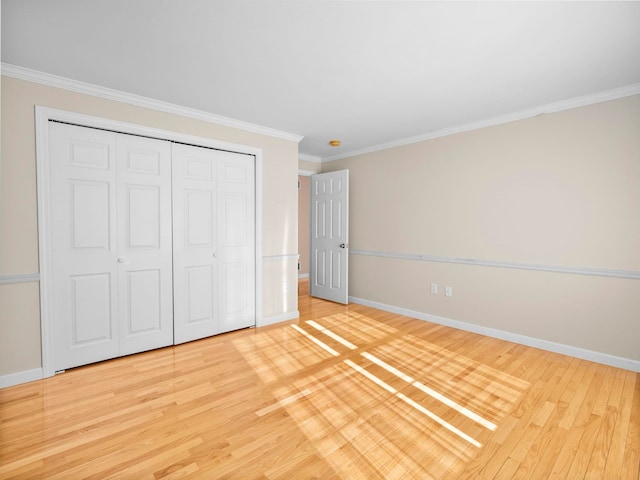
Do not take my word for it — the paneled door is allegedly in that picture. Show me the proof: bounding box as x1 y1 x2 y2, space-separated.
49 123 173 371
50 123 119 371
172 144 255 344
310 170 349 304
172 144 218 343
116 134 174 356
217 150 255 332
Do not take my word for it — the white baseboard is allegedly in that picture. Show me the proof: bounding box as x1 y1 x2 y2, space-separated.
0 368 43 389
349 296 640 373
298 273 309 279
257 311 300 328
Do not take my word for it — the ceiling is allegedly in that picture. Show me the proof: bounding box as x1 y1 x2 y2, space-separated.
2 1 640 161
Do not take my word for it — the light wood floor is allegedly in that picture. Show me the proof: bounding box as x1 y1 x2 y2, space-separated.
1 280 639 479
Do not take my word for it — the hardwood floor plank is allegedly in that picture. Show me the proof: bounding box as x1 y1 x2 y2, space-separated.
619 373 640 480
519 359 584 479
585 405 618 479
565 414 604 478
1 279 638 479
558 360 598 429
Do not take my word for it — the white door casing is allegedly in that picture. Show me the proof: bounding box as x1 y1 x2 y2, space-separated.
310 170 349 304
38 107 263 376
35 106 262 377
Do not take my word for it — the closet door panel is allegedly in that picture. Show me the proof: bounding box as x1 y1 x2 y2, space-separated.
69 273 113 344
124 269 162 333
186 265 215 322
70 180 111 249
49 123 119 371
117 135 174 355
127 185 161 247
172 144 219 344
186 190 214 246
221 263 248 314
217 151 255 333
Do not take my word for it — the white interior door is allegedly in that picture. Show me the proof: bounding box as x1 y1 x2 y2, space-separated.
172 143 219 344
49 123 173 371
39 108 263 376
310 170 349 304
173 145 255 343
217 150 255 332
116 134 174 355
50 123 120 371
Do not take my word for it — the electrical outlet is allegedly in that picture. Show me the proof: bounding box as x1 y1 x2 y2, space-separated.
445 286 453 297
431 283 438 294
283 282 289 292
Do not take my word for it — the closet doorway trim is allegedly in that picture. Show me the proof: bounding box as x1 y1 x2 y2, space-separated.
35 106 263 378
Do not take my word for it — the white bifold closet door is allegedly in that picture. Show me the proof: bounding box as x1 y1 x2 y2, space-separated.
50 122 174 371
172 143 255 344
48 123 255 371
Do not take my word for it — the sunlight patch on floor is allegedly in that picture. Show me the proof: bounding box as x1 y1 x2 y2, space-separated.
233 309 530 478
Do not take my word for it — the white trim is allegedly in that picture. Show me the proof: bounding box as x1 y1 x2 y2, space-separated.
298 169 317 177
298 273 309 279
0 368 43 389
36 108 55 377
7 63 637 163
36 106 264 378
349 296 640 373
255 148 264 329
256 311 300 328
0 273 40 285
3 63 303 144
350 249 640 280
299 153 322 163
323 83 640 162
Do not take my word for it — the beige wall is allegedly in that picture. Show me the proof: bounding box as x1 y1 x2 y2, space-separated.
0 75 299 377
298 175 310 276
322 95 640 362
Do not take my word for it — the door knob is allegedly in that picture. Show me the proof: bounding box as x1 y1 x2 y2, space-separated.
339 243 349 249
117 257 126 263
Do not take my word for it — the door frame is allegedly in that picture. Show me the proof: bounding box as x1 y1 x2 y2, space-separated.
35 106 263 378
297 169 316 281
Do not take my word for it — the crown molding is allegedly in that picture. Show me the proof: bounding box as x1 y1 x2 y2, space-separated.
5 63 637 160
1 63 304 144
298 153 322 163
322 82 640 163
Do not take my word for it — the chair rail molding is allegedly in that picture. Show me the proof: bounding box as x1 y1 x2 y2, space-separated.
350 249 640 280
0 273 40 285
